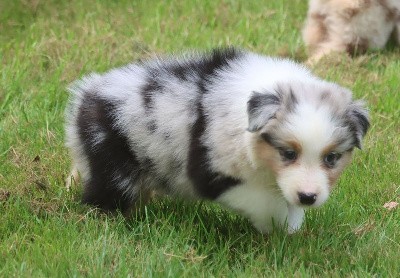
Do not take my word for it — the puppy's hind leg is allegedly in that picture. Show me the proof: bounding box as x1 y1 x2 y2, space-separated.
77 94 141 213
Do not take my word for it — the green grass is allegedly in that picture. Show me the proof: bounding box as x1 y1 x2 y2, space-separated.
1 0 399 276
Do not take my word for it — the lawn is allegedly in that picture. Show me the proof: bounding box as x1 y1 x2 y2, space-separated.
1 0 399 276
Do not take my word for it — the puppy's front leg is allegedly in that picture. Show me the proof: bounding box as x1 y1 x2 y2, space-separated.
217 184 290 234
287 205 305 234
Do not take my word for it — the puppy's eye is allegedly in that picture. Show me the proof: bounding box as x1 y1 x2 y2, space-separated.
279 149 297 162
324 152 342 168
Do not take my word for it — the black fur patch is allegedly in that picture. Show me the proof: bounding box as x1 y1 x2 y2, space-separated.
260 132 281 148
197 47 242 77
248 92 280 115
286 87 298 113
247 92 281 132
146 120 158 133
345 102 370 149
140 78 162 111
77 94 142 212
169 47 242 81
188 103 241 199
187 48 243 199
351 109 370 137
169 62 193 81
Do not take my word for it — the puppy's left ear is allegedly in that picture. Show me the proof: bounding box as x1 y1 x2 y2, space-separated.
247 91 281 132
347 100 370 149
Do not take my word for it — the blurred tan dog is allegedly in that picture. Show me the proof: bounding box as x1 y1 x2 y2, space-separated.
303 0 400 62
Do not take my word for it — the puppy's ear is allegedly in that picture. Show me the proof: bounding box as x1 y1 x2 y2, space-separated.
346 100 370 149
247 91 281 132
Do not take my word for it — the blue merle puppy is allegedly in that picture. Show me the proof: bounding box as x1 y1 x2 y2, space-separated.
65 48 369 234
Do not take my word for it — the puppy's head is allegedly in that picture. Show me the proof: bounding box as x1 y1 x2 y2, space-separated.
247 81 369 207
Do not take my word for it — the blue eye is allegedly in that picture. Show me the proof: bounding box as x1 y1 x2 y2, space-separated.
324 152 342 168
279 149 297 161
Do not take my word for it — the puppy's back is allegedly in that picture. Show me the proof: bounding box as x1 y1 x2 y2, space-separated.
65 48 248 210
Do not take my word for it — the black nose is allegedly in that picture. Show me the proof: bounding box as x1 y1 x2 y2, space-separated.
298 192 317 205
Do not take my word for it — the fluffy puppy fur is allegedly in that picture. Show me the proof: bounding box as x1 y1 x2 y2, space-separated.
303 0 400 62
65 48 369 234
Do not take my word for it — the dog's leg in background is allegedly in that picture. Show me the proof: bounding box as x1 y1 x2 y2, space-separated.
396 22 400 45
302 11 328 63
303 11 347 64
